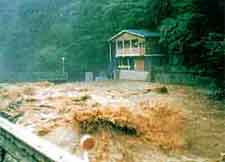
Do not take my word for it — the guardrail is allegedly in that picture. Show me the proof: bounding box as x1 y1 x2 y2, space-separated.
0 117 85 162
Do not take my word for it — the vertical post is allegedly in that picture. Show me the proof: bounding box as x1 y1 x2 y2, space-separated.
115 40 119 79
119 58 121 69
109 42 112 64
139 42 141 55
127 58 130 70
109 41 114 80
143 41 145 55
62 57 65 73
80 135 96 162
129 40 132 54
115 40 118 56
122 40 125 55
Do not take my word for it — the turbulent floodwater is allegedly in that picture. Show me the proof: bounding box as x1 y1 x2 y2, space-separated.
0 81 224 162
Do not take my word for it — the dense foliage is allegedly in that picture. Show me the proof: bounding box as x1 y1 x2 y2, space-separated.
160 0 224 80
0 0 224 80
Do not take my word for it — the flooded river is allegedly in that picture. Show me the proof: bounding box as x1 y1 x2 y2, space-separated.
0 81 224 162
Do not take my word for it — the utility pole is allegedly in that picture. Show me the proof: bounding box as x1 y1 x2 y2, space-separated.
61 57 65 73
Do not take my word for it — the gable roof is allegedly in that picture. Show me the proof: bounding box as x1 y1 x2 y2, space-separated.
109 29 160 41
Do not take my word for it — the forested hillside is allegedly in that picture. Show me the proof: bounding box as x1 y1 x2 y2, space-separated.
0 0 224 79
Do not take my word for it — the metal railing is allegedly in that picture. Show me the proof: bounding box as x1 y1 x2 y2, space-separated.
0 117 86 162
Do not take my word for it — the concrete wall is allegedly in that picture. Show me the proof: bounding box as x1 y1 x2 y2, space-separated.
116 70 149 81
116 66 215 87
153 72 215 86
0 117 84 162
150 66 216 86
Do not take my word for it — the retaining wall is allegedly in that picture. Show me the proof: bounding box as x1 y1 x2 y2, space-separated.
115 67 216 86
152 72 215 86
151 66 216 86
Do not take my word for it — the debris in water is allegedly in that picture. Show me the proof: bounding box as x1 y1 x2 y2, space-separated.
144 85 168 94
72 94 91 102
73 100 186 150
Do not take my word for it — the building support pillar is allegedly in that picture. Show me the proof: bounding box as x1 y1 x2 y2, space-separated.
129 40 132 54
109 42 112 64
127 58 130 70
122 40 125 54
115 40 118 56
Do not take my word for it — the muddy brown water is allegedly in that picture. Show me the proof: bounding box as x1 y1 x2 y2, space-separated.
0 81 224 162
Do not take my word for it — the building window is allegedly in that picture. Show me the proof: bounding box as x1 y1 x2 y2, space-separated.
124 40 130 48
118 41 123 49
139 42 145 48
117 58 134 70
132 39 138 48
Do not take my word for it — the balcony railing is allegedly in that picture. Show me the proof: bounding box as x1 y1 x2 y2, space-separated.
116 48 145 57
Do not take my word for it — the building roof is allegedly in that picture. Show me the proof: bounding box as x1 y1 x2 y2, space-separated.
109 29 160 41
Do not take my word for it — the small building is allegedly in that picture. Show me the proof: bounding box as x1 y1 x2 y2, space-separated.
109 29 165 73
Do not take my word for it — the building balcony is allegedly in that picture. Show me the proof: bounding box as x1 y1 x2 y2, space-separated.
116 48 145 57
